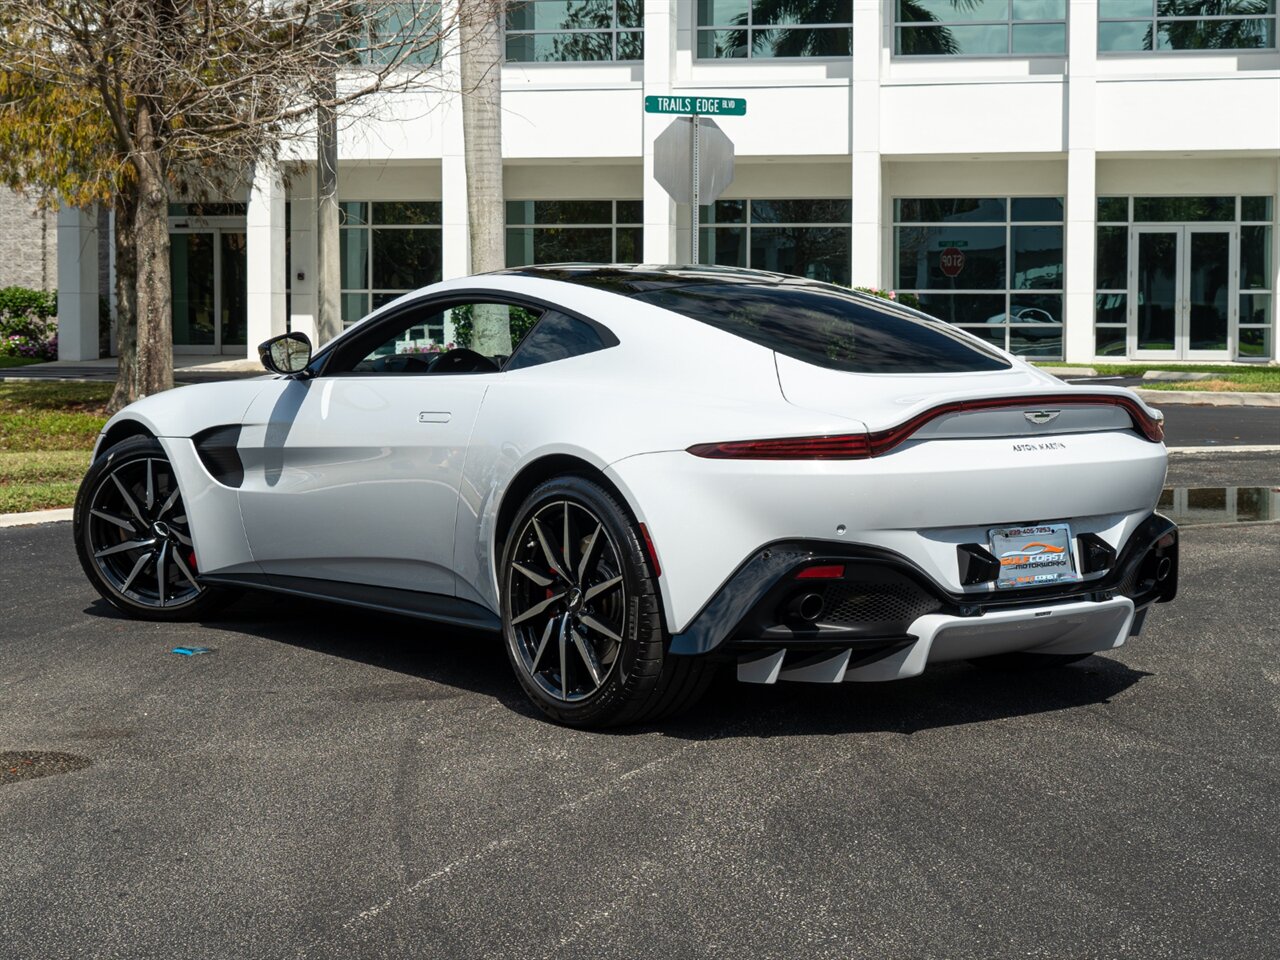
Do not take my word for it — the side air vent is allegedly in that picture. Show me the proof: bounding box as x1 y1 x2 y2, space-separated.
193 425 244 488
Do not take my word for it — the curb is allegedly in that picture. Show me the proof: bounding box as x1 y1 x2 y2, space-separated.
0 508 73 528
1135 389 1280 407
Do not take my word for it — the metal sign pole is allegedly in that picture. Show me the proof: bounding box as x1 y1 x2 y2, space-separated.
690 113 700 266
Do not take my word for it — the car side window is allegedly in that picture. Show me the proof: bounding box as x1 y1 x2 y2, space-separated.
328 300 543 375
504 310 608 371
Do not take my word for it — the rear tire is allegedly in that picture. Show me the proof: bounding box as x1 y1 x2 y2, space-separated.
968 652 1093 671
499 475 712 727
74 436 233 622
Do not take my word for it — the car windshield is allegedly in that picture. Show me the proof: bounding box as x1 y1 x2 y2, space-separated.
632 282 1011 374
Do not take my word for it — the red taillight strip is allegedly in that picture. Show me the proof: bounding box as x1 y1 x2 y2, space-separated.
687 393 1163 461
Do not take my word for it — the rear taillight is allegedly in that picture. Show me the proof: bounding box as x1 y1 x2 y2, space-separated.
795 564 845 580
687 393 1164 460
687 434 871 460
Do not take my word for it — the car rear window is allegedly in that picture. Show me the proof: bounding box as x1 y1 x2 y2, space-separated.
632 282 1010 374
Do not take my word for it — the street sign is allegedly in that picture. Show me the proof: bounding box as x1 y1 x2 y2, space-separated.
645 95 747 117
654 117 734 206
940 247 966 278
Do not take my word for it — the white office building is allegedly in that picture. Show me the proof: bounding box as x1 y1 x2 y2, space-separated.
55 0 1280 364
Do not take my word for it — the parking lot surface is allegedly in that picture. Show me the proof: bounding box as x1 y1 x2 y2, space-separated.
1 486 1277 959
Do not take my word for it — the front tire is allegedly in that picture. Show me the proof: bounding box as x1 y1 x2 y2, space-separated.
500 476 713 727
74 436 231 621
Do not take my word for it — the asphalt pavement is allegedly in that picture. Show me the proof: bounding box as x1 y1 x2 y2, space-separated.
1 469 1277 959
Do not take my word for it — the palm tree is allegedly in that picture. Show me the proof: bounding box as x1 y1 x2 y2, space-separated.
459 0 511 355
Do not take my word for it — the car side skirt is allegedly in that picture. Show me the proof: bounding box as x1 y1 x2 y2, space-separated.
199 573 502 632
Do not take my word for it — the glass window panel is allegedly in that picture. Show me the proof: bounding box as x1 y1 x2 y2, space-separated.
751 27 851 57
899 23 1010 55
896 225 1007 289
616 201 643 223
371 201 441 225
899 0 1010 23
1241 226 1273 290
341 292 370 325
749 227 850 284
338 201 368 226
507 0 614 32
1010 292 1063 324
1011 197 1064 221
170 233 216 346
1012 0 1066 18
506 228 536 267
371 292 409 311
912 293 1008 325
1096 226 1129 290
1098 20 1151 51
523 226 613 264
1237 325 1272 358
698 0 749 25
752 0 853 25
1012 22 1066 53
1097 197 1129 222
1240 293 1272 326
1133 197 1235 221
1011 226 1063 289
1095 325 1129 357
1099 0 1152 16
705 200 747 223
1242 196 1274 221
699 227 748 268
1156 18 1275 51
339 228 369 290
698 29 748 57
616 30 643 58
505 310 607 370
1096 293 1127 326
506 31 614 61
371 228 442 289
895 198 1006 223
616 226 643 261
751 199 852 224
506 201 535 226
1008 324 1063 358
532 200 613 224
617 0 642 27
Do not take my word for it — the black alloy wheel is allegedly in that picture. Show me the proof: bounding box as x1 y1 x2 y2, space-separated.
74 436 230 621
500 476 714 727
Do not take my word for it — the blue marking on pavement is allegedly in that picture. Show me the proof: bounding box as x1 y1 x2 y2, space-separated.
171 646 213 656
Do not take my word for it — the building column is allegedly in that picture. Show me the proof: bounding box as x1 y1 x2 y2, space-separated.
55 205 99 361
850 0 884 289
642 0 678 263
1064 0 1099 364
439 1 468 344
288 165 318 346
246 162 287 359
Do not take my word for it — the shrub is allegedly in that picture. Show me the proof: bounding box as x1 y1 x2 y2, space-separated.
1 330 58 361
0 286 57 319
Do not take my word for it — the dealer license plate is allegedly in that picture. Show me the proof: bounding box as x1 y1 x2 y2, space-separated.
989 522 1078 590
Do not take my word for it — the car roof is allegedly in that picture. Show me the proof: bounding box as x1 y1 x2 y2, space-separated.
491 263 837 297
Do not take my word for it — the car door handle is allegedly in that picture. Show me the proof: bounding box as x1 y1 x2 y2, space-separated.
418 411 451 423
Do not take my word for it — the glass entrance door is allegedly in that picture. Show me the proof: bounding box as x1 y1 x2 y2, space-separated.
171 227 247 354
1130 225 1235 360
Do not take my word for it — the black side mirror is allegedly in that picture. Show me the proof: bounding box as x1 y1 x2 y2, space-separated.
258 332 312 375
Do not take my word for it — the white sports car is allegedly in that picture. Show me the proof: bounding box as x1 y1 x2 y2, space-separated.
75 266 1178 726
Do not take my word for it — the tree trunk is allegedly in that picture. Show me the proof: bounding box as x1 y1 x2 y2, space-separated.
460 1 510 356
315 100 342 344
132 101 173 398
108 190 139 414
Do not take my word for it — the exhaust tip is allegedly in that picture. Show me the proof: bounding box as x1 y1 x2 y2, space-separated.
790 592 825 622
1156 557 1173 582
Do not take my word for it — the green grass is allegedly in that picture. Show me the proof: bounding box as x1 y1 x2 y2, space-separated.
0 381 110 512
0 356 45 368
0 451 89 513
1038 363 1280 393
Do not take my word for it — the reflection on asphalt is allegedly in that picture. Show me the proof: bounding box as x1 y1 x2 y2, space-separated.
1160 485 1280 525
